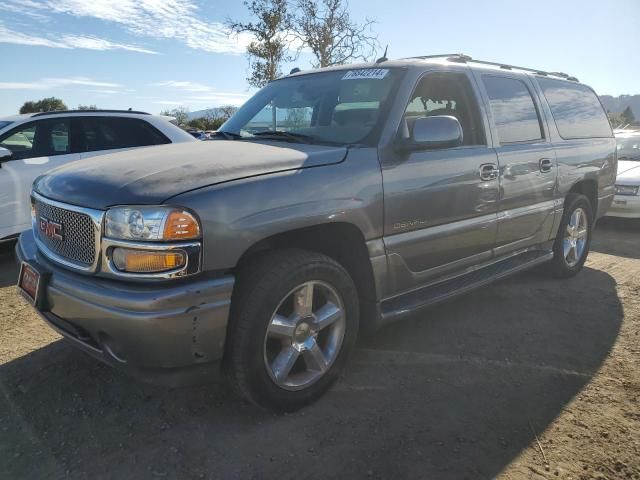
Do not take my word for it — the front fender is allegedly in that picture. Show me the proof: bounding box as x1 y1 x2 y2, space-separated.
171 148 383 271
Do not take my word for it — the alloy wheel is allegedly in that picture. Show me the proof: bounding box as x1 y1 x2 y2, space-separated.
263 281 346 391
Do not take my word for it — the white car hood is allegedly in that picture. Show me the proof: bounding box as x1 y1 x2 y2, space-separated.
616 160 640 184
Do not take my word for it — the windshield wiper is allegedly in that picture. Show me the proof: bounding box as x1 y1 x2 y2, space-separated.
250 130 317 144
618 156 640 161
211 130 242 140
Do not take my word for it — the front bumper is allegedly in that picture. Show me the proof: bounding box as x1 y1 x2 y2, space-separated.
605 194 640 219
16 230 235 386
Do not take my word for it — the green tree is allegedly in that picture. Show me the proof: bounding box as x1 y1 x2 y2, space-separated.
19 97 67 114
622 106 635 124
159 106 190 126
227 0 294 88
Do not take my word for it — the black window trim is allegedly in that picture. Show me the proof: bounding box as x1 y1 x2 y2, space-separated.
0 118 74 161
482 73 546 146
398 69 489 150
535 77 613 141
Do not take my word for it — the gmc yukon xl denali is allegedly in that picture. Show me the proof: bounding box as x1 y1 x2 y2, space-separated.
16 55 616 411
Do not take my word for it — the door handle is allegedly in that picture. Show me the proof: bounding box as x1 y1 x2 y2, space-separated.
539 158 554 173
479 163 499 181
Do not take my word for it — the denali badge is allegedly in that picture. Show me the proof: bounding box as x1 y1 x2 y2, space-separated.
39 217 63 241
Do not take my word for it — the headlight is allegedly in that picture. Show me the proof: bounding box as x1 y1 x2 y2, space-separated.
105 206 201 241
615 185 639 196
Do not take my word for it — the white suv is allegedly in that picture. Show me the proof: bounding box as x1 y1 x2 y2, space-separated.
0 110 195 241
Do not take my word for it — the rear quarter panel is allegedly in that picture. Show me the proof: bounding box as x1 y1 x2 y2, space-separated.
529 76 617 219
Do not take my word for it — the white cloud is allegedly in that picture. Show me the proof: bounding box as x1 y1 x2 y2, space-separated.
0 77 122 90
152 100 185 106
61 35 157 54
0 24 157 53
148 81 213 92
6 0 253 55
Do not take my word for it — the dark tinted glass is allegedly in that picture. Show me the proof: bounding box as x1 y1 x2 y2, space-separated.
483 76 543 144
0 119 70 159
80 117 169 152
538 78 612 139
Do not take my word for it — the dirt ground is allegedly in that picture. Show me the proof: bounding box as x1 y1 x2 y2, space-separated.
0 219 638 480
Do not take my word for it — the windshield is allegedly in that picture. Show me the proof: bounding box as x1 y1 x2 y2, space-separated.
0 121 13 131
221 68 404 145
616 136 640 160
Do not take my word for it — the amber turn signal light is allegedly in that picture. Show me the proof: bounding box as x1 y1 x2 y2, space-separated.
112 248 186 273
163 210 200 240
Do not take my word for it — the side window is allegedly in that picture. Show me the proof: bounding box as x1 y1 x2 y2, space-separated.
79 117 170 152
402 72 486 146
537 78 612 139
0 119 70 160
482 76 543 144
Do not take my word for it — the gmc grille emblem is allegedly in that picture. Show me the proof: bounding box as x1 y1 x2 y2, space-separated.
39 217 64 241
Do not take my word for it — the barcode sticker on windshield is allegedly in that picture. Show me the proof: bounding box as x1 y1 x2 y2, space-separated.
342 69 389 80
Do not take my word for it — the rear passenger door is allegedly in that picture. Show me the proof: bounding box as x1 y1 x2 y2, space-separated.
475 73 558 255
76 116 170 159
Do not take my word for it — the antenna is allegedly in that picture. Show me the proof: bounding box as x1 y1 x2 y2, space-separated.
375 45 388 64
289 67 301 74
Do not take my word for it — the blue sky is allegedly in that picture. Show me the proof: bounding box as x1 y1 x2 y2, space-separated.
0 0 638 116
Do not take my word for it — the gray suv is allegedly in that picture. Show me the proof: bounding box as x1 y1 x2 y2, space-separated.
16 55 616 411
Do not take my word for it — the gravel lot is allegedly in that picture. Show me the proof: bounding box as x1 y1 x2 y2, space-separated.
1 219 638 480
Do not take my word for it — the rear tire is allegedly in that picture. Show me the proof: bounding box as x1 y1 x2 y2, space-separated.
549 193 593 278
224 249 359 411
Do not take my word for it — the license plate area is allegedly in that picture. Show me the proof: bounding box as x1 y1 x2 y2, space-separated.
18 262 48 308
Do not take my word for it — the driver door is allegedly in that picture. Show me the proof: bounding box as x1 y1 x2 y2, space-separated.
381 71 500 295
0 118 80 239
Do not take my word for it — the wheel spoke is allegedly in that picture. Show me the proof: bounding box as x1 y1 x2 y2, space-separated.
576 228 587 239
294 283 314 317
302 338 328 373
313 302 342 331
268 314 297 339
563 239 572 259
271 346 300 382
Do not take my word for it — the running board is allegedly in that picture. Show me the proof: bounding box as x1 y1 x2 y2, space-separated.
380 250 553 324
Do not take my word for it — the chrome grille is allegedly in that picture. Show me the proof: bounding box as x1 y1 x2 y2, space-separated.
34 199 96 266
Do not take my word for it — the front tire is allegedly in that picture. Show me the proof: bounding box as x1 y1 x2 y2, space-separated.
224 249 359 411
549 193 593 278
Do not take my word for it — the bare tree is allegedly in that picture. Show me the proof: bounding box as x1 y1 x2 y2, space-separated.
294 0 379 68
159 106 190 126
227 0 294 88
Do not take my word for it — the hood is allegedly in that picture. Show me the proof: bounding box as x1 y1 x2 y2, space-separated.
35 140 347 209
616 160 640 183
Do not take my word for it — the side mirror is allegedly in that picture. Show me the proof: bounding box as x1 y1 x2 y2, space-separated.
398 115 463 151
0 147 12 162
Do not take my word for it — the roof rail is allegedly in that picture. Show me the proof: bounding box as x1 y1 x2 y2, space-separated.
406 54 579 82
31 109 150 117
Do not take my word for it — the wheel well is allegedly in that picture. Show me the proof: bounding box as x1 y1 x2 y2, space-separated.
235 223 379 334
568 180 598 214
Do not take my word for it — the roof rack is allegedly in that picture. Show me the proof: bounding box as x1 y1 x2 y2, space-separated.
406 54 579 82
31 109 150 117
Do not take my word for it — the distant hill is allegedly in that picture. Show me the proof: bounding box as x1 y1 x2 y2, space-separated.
600 95 640 116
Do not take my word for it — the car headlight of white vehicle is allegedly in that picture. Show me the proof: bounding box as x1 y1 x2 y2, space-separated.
615 185 639 196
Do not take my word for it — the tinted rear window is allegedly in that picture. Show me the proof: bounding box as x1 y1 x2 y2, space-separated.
79 117 170 152
537 78 612 139
483 76 543 144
